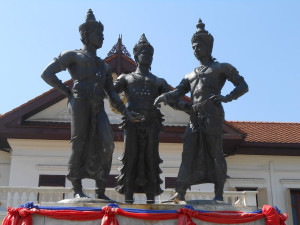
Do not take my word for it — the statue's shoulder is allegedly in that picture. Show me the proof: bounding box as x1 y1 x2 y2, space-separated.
116 72 135 83
117 73 129 80
156 76 166 82
218 62 237 73
184 71 196 81
103 61 111 72
53 50 79 67
148 72 160 80
58 50 78 59
155 76 168 86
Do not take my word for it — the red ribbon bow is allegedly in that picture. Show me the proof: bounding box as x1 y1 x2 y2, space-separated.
3 207 20 225
177 208 197 225
18 208 39 225
262 205 288 225
101 206 120 225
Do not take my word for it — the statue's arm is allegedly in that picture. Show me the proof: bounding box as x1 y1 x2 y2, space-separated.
209 63 248 104
113 74 126 94
105 65 126 113
106 68 143 121
154 78 190 107
41 51 75 98
224 63 249 101
158 78 191 112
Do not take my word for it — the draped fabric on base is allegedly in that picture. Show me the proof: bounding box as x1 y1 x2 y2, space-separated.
3 203 287 225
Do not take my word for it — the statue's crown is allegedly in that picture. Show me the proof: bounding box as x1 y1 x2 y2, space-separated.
196 19 209 35
133 33 154 56
79 9 104 45
79 9 104 32
138 34 150 45
191 18 214 44
86 9 96 21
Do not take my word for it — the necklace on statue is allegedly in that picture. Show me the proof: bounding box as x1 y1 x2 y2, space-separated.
196 60 213 76
78 49 103 66
199 65 208 72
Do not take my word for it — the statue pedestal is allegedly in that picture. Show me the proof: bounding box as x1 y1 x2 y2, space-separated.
31 200 266 225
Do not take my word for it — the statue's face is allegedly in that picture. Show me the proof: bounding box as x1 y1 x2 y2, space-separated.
136 48 153 67
192 40 210 60
88 28 104 49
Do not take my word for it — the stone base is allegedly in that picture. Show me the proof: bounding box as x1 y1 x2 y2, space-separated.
34 200 265 225
43 198 257 212
57 198 117 204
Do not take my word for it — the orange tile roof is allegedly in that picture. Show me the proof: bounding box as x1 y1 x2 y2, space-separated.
227 121 300 144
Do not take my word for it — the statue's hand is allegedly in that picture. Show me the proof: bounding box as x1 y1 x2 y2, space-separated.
63 88 72 102
209 95 231 104
124 110 145 122
154 94 167 108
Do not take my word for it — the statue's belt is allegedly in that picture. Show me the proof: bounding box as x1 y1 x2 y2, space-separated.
130 110 162 123
191 100 210 113
72 85 105 99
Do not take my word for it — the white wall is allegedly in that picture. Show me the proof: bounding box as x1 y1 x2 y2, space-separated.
0 151 11 186
7 139 185 189
226 154 300 225
8 139 70 187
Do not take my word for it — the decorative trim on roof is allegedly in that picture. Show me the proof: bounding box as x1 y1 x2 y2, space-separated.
107 35 131 58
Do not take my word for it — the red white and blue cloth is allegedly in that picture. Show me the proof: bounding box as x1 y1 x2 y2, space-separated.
3 202 288 225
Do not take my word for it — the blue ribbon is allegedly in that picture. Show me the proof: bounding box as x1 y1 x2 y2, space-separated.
16 201 276 215
19 202 39 209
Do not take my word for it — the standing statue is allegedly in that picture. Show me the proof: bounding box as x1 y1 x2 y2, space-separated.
114 34 190 204
154 19 248 201
41 9 139 199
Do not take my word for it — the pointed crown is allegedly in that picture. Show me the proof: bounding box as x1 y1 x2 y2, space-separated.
79 9 104 44
191 18 214 46
133 33 154 57
86 9 96 21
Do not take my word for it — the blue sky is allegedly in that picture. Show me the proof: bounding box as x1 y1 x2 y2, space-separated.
1 0 300 122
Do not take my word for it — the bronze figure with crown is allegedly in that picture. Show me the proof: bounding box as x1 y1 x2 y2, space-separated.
41 9 140 200
154 19 249 201
114 34 190 204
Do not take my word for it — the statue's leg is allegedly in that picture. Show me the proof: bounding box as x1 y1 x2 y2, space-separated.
146 193 155 204
123 125 139 204
205 134 227 201
172 125 198 201
144 122 161 204
95 110 115 200
67 97 90 197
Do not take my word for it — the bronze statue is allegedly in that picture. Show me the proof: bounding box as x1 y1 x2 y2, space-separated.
114 34 190 204
154 19 248 201
41 9 139 199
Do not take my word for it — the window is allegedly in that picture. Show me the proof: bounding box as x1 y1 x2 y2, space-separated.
38 175 66 187
236 187 258 207
290 189 300 225
165 177 177 189
38 175 66 202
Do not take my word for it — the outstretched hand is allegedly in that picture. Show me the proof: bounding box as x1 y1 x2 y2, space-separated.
124 110 145 122
209 95 231 104
154 95 167 108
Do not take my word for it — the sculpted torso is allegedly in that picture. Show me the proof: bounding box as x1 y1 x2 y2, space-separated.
186 62 228 104
115 73 169 114
56 50 109 98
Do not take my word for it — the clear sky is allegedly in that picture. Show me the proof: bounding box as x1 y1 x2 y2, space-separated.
1 0 300 122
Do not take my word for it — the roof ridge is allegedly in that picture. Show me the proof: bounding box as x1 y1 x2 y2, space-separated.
0 87 56 119
227 121 300 124
224 120 246 134
0 80 72 120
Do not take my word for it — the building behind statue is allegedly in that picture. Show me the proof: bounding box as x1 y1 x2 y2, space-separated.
0 37 300 225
